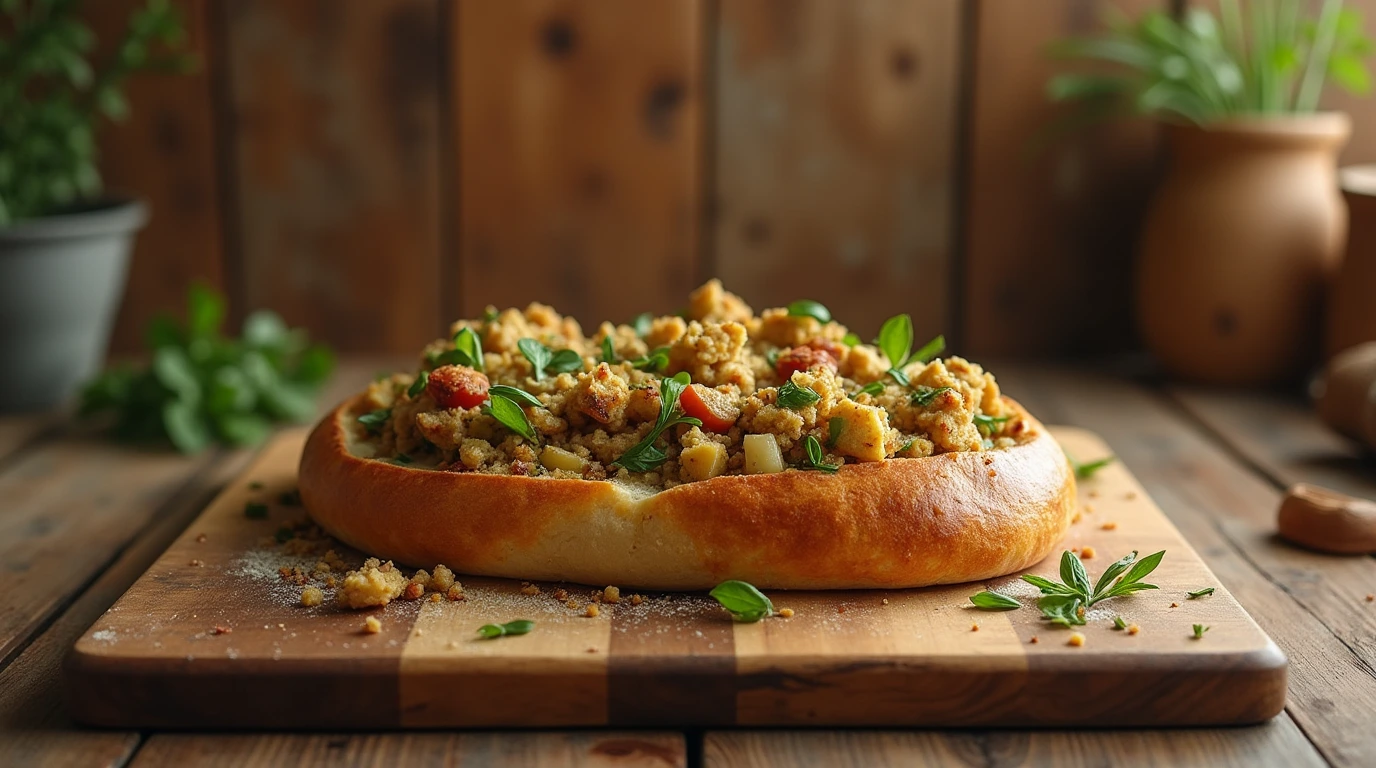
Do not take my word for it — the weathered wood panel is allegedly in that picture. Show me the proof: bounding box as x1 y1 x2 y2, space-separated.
963 0 1165 357
713 0 961 341
89 0 225 354
454 0 702 326
223 0 443 352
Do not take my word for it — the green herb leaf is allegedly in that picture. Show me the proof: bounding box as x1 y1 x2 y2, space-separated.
1092 550 1140 597
897 438 917 454
1192 624 1209 639
911 335 945 364
842 332 861 347
709 580 775 622
488 385 544 409
1037 594 1086 626
974 413 1011 436
827 417 844 449
244 502 268 519
802 434 839 473
358 408 391 434
888 367 911 388
517 338 553 381
786 299 832 324
482 307 499 323
877 314 913 370
482 393 537 442
601 336 617 364
631 312 654 338
1068 452 1116 479
547 349 585 374
1187 587 1215 599
852 381 885 399
777 380 821 409
612 373 702 472
453 327 484 372
910 386 952 407
1060 550 1093 599
478 619 536 639
970 591 1021 610
408 370 430 398
630 346 670 373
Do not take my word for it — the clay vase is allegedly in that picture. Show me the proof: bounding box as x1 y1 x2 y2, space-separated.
1328 165 1376 358
1138 114 1350 386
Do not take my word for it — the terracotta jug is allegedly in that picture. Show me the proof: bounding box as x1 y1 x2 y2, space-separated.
1328 165 1376 358
1138 114 1350 386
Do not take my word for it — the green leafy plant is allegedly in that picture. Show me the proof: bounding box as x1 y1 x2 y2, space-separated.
969 590 1021 610
1022 550 1165 627
1049 0 1373 123
81 284 335 453
0 0 195 224
710 580 775 622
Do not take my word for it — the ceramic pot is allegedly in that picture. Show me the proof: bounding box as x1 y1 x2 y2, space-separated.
1328 165 1376 358
1138 114 1349 386
0 198 146 412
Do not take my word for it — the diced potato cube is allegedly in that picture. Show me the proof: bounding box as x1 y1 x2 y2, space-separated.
830 398 889 462
681 441 728 482
540 445 587 473
744 433 785 474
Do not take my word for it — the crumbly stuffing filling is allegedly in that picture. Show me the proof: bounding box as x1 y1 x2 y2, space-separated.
350 280 1031 491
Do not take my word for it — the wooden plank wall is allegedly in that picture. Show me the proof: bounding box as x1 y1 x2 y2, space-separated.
94 0 1376 357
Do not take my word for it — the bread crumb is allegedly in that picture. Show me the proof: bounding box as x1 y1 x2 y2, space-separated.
1068 632 1085 647
363 616 381 634
300 586 324 607
430 565 456 593
446 584 465 601
837 605 847 614
195 533 207 543
1080 546 1096 559
586 647 598 653
881 598 889 605
188 559 204 567
1127 624 1140 635
585 603 600 618
1071 511 1082 524
1171 602 1180 608
630 594 644 605
1088 490 1100 498
553 588 569 601
410 569 431 589
210 625 232 636
603 586 621 604
1029 636 1039 644
1366 594 1374 602
988 469 997 477
779 607 795 618
1101 522 1118 531
447 640 459 650
520 582 541 596
429 593 442 603
1084 504 1094 514
1126 491 1138 500
566 599 582 610
403 582 425 601
971 623 979 632
336 559 407 609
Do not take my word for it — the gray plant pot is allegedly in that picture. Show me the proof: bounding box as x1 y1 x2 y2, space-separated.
0 198 147 412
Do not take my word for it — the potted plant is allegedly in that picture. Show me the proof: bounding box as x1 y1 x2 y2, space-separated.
0 0 191 411
1050 0 1373 386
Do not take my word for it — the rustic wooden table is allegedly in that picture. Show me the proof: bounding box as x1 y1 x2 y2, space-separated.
3 359 1373 768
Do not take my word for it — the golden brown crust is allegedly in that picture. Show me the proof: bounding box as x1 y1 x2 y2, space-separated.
299 397 1076 590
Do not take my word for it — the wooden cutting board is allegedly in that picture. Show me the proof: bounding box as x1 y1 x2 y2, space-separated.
65 427 1286 729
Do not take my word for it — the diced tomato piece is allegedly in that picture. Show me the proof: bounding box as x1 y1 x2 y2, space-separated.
679 383 739 433
427 365 490 409
774 345 838 379
806 338 845 359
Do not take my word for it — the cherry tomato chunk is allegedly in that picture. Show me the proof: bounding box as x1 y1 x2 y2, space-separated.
427 365 490 409
679 384 739 433
774 345 838 380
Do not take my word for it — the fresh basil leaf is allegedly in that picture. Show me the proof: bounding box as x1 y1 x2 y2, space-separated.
1092 550 1139 598
488 385 544 409
786 299 831 324
1021 574 1080 596
1192 624 1209 639
547 349 584 374
1187 586 1215 599
630 346 670 373
877 314 913 370
970 591 1021 610
1116 550 1165 589
430 348 478 369
453 327 484 373
482 307 499 323
1113 615 1128 630
408 370 430 399
613 441 668 473
802 434 838 473
601 336 616 364
909 386 951 407
1037 594 1085 626
517 338 553 381
259 383 316 423
482 393 536 442
207 366 255 414
777 380 820 409
852 381 885 399
827 417 844 448
631 312 654 338
1060 550 1092 600
842 332 860 347
911 334 945 364
1102 581 1160 599
973 413 1011 436
358 408 392 433
710 580 775 622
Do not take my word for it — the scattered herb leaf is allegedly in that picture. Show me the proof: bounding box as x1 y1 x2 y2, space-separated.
1187 587 1215 599
1067 451 1116 479
407 370 429 398
1113 615 1128 630
777 380 821 409
802 435 839 473
710 580 775 622
974 413 1012 436
278 489 301 506
612 373 702 472
970 591 1021 610
358 409 391 433
852 381 886 399
1038 594 1086 626
244 502 268 520
786 299 832 324
910 386 952 407
601 335 617 364
1023 549 1166 626
477 619 535 639
1192 624 1209 639
630 346 671 373
897 438 916 454
827 417 844 449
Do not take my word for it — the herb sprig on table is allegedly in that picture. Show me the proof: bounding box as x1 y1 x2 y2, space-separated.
477 619 535 639
710 580 775 622
80 284 334 453
611 373 702 472
1021 550 1165 626
1067 451 1116 479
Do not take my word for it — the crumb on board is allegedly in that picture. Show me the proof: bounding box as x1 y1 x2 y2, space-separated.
779 607 795 618
210 625 232 636
630 594 644 605
603 586 621 604
195 533 207 543
971 623 979 632
1126 491 1138 500
429 593 442 603
1080 546 1096 559
521 582 541 596
446 584 465 601
586 647 598 653
1088 489 1099 498
300 586 324 607
881 598 889 605
336 558 407 609
1029 636 1039 644
585 603 600 618
1068 632 1085 647
1367 594 1374 602
403 581 425 601
188 559 204 567
566 599 582 610
1084 505 1094 514
1101 521 1118 531
430 565 456 593
553 588 569 601
988 469 997 477
1171 602 1180 608
363 616 382 634
1128 624 1140 635
1071 511 1082 524
837 605 847 614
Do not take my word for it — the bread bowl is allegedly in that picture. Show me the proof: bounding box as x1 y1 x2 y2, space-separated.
298 281 1076 589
